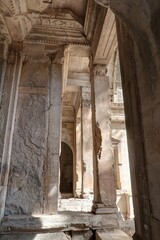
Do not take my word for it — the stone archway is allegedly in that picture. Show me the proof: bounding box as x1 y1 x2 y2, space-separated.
94 1 160 239
60 142 73 198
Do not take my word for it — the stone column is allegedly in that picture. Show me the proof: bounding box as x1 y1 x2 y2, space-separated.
75 116 82 197
44 51 63 214
91 64 116 214
0 45 24 220
0 42 8 104
81 86 93 198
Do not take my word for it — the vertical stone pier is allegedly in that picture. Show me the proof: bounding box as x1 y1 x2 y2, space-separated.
91 64 117 213
75 116 82 197
44 51 63 214
0 42 8 104
81 86 93 198
0 44 24 220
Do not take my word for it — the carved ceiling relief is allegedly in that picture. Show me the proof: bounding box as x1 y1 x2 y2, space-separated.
0 0 88 44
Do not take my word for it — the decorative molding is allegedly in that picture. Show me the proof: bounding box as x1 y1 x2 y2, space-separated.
84 0 97 41
2 5 88 44
24 38 89 46
25 10 88 45
10 0 28 15
93 64 108 76
0 14 11 43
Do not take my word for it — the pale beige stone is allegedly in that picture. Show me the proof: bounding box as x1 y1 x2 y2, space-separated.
96 229 132 240
0 232 69 240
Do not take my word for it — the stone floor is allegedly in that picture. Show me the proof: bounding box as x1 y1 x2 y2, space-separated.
0 229 132 240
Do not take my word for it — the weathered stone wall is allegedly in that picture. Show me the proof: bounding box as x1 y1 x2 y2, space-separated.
0 54 13 169
5 60 49 215
115 2 160 238
94 1 160 239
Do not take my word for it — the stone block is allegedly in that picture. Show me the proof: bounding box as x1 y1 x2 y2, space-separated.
96 230 132 240
0 232 69 240
72 230 93 240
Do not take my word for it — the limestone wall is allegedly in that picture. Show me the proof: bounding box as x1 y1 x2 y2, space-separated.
5 59 49 215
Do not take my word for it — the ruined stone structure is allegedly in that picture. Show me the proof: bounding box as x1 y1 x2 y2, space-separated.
0 0 160 239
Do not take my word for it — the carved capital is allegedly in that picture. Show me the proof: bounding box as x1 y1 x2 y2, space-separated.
95 0 110 8
49 49 64 64
93 64 108 76
8 42 24 63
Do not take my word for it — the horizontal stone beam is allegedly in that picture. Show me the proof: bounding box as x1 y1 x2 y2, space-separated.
0 213 118 234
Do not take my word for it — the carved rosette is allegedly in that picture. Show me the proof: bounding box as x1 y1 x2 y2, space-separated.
93 64 108 76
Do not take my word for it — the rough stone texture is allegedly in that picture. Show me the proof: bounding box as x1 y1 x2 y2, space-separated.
0 56 15 168
19 61 49 88
96 229 132 240
5 93 48 215
0 0 141 239
92 73 116 207
5 59 49 215
58 198 93 212
72 230 93 240
114 1 160 239
0 232 69 240
0 213 118 233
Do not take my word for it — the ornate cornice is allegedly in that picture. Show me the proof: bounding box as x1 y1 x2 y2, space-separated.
24 38 88 46
1 5 88 44
25 10 88 45
0 14 11 43
10 0 28 15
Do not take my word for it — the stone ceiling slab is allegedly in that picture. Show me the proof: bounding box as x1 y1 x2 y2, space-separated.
0 1 88 44
94 8 117 65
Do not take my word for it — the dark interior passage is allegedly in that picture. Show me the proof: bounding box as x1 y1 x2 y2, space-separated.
60 142 73 194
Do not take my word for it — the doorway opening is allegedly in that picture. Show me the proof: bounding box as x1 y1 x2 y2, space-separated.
60 142 73 198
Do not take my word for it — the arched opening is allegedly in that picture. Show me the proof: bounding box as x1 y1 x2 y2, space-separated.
60 142 73 198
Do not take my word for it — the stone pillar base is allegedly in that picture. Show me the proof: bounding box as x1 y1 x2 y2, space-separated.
92 202 117 214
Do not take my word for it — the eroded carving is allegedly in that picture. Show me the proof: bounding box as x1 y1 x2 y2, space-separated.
93 64 108 76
